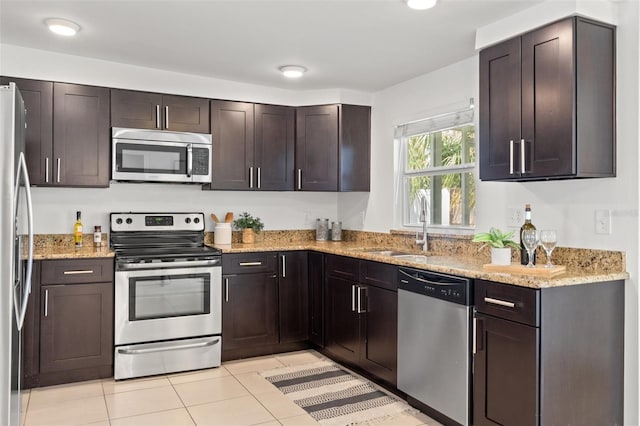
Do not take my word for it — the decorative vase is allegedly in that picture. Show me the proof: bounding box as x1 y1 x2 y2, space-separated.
242 228 255 244
491 247 512 265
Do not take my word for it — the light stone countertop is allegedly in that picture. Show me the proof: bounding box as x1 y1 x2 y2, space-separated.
212 240 630 289
32 244 115 260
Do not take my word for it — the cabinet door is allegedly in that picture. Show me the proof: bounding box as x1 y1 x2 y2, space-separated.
222 273 278 350
308 252 325 347
295 105 338 191
473 313 539 426
521 18 575 178
111 89 163 130
339 105 371 192
278 252 309 343
325 275 360 364
254 104 295 190
360 285 397 386
210 100 254 190
1 77 53 186
53 83 110 187
162 94 210 133
479 37 522 181
40 283 113 374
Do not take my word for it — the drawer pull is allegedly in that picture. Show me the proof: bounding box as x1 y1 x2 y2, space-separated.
238 262 262 266
44 289 49 317
63 270 94 275
484 297 515 308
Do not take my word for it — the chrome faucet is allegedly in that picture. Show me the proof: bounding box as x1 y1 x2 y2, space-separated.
415 197 428 251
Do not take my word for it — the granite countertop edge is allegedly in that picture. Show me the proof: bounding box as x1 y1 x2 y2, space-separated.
212 241 630 289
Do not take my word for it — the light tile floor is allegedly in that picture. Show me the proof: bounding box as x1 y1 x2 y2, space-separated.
22 350 441 426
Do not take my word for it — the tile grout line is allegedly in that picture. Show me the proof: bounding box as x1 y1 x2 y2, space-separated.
166 372 198 426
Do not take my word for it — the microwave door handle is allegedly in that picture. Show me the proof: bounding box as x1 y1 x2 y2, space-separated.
186 144 193 178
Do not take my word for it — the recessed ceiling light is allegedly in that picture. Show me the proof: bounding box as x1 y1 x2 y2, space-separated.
279 65 307 78
406 0 438 10
45 18 80 36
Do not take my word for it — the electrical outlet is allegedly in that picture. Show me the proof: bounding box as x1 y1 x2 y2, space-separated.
595 209 612 234
360 211 366 226
507 208 524 227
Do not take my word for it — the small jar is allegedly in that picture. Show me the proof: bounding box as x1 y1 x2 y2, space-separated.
331 221 342 241
316 219 329 241
93 226 102 247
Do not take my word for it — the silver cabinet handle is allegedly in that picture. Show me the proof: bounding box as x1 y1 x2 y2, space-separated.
520 138 526 174
509 140 514 175
356 286 366 314
165 106 169 129
63 270 94 275
44 289 49 317
257 167 261 189
281 255 286 278
484 297 516 308
56 158 61 183
297 169 302 190
351 285 357 312
249 167 254 189
473 317 477 355
239 261 262 266
117 338 220 355
186 144 193 178
156 105 160 129
45 157 50 183
225 278 229 302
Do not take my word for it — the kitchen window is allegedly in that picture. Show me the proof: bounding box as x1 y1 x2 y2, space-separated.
395 104 476 229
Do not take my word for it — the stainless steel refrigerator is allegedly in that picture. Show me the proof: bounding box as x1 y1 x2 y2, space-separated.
0 82 34 426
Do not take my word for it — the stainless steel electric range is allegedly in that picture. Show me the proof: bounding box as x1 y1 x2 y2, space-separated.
110 212 222 380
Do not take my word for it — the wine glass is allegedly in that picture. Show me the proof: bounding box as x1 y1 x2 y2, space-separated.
521 229 539 268
539 230 557 268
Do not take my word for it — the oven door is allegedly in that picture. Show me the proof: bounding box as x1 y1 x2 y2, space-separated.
115 264 221 345
112 139 211 183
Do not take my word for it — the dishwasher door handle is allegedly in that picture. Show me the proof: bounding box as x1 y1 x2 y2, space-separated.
399 269 458 287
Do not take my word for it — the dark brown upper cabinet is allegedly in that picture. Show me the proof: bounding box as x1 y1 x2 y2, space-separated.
0 77 53 186
295 104 371 192
479 17 615 181
209 100 294 191
111 89 210 133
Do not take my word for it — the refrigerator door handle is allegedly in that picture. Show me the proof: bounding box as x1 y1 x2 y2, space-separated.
13 152 34 330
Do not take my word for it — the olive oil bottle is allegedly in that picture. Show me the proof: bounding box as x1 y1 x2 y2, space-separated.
74 211 83 248
520 204 536 265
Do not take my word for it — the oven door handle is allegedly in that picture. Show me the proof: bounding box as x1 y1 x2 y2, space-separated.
116 258 221 270
117 338 220 355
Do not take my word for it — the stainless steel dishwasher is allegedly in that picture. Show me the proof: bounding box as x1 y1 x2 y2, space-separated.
397 267 472 426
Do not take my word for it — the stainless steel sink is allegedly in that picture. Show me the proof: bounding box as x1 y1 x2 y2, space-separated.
359 248 430 262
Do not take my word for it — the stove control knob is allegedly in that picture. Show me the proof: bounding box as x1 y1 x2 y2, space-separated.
126 218 133 224
194 217 200 224
116 218 123 225
185 218 191 224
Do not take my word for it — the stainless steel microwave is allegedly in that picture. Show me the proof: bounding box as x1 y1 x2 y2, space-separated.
112 127 212 184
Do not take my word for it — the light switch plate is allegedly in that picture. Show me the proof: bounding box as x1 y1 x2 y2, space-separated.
595 209 612 234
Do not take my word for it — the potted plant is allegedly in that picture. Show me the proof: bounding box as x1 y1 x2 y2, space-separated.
232 212 264 244
472 227 520 265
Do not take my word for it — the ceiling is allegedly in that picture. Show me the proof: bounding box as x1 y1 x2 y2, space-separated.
0 0 543 92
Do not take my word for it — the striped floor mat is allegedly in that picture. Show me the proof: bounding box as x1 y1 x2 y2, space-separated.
261 360 415 426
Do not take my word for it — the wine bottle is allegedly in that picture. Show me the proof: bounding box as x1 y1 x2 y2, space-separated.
520 204 536 265
74 211 83 248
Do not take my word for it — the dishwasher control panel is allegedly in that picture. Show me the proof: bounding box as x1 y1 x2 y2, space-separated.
398 268 472 306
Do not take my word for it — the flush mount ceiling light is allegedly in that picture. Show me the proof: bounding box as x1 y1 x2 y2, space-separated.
45 18 81 36
279 65 307 78
406 0 438 10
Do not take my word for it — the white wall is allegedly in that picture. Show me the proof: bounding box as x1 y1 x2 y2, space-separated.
341 2 639 423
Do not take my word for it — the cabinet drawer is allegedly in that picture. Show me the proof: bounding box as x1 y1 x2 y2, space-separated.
223 253 277 275
475 280 539 327
41 259 114 284
359 260 397 291
326 254 359 280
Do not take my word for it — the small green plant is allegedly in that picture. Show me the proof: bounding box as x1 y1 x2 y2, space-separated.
472 227 520 250
232 212 264 233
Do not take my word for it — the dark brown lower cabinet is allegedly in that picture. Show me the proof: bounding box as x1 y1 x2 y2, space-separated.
473 279 623 425
222 273 278 351
308 252 325 347
40 283 113 375
278 251 309 343
326 274 361 363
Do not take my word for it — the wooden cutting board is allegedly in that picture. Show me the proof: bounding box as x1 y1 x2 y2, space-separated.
482 263 567 277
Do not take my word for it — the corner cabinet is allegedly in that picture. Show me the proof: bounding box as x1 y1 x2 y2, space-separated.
479 17 615 181
473 279 623 425
111 89 210 133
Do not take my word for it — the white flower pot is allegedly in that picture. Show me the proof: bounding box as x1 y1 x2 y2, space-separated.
491 247 512 265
